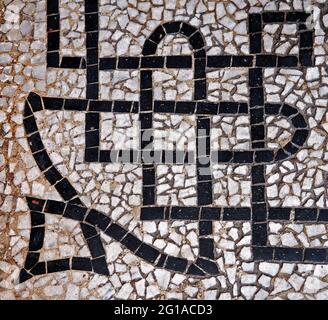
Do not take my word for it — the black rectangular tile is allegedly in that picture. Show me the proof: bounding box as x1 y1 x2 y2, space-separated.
105 223 127 241
140 207 165 220
262 12 285 23
304 248 327 262
47 14 60 31
300 31 313 48
223 208 251 220
141 56 165 68
64 203 87 221
250 33 262 54
256 55 277 67
232 55 253 67
165 256 188 272
85 13 98 32
28 132 45 153
121 233 142 252
87 235 106 258
33 150 52 171
249 14 262 33
99 58 116 70
85 112 99 131
274 247 303 261
72 257 92 271
135 244 160 264
166 55 192 68
268 208 291 220
47 259 70 273
252 223 267 246
207 55 231 68
85 130 99 148
47 0 59 15
249 68 263 87
278 56 298 67
199 221 213 236
118 57 140 69
170 207 199 220
200 207 221 220
85 209 111 230
92 256 109 275
28 227 45 251
295 208 318 221
175 101 196 114
253 246 273 260
47 31 60 51
199 239 214 259
44 166 62 185
44 199 65 215
54 178 78 201
286 12 310 22
299 49 313 66
47 51 59 67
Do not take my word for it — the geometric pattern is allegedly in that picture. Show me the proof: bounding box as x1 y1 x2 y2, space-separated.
19 1 328 283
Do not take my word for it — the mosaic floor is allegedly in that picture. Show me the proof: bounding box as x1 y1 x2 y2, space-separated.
1 0 328 300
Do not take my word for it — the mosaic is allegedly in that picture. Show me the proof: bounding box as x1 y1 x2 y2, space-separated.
2 0 328 300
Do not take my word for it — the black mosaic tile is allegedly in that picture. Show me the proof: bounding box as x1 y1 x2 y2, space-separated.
64 203 87 221
295 208 318 221
207 55 231 68
274 248 304 261
232 55 253 67
121 233 142 252
170 207 199 220
199 238 214 259
85 209 111 230
180 22 197 37
80 223 98 239
262 12 285 23
199 221 213 236
29 227 45 251
54 178 78 201
299 49 313 66
105 223 127 241
252 223 267 246
23 116 38 135
286 12 310 22
200 208 221 220
72 257 93 271
26 197 45 212
156 254 167 268
24 252 40 270
165 256 188 272
268 208 291 220
47 31 60 52
47 259 70 273
30 211 45 226
92 256 109 275
195 258 219 275
304 249 327 262
19 269 33 283
87 236 106 258
136 244 160 264
223 208 251 221
186 264 205 276
253 246 274 260
278 56 298 67
250 33 262 54
30 262 46 275
318 209 328 222
248 14 262 33
47 0 59 15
